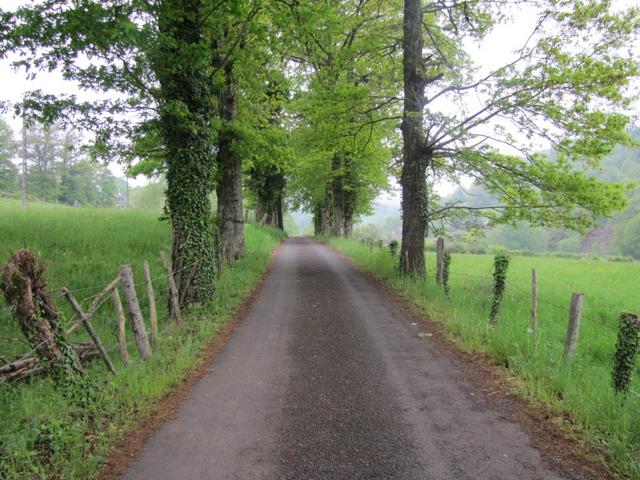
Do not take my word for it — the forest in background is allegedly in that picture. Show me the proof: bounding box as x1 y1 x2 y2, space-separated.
3 113 640 258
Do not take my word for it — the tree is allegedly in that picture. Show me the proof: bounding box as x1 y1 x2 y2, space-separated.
0 1 249 305
398 0 640 275
616 214 640 259
399 0 427 274
244 69 292 230
23 122 64 202
279 0 400 237
0 119 17 193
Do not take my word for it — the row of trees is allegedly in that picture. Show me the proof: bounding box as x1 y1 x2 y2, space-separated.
0 0 638 305
0 119 120 206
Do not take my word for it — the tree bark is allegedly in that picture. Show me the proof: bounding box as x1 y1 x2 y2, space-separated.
216 61 245 265
330 154 345 237
320 189 333 236
1 249 83 380
251 167 285 230
400 0 428 276
120 265 152 360
156 0 217 305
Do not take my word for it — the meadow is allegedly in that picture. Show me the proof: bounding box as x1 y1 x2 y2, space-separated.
0 199 284 479
331 238 640 479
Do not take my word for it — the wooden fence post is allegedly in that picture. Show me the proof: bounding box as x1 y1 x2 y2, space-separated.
112 288 130 364
160 251 182 325
436 237 445 284
530 269 538 334
62 288 116 375
120 265 152 360
143 261 158 346
563 293 584 360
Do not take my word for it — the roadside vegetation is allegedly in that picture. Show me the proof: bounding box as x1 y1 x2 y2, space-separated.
0 199 284 479
331 238 640 479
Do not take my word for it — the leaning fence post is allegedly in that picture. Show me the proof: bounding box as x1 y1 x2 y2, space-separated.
530 269 538 334
436 237 445 284
143 261 158 346
563 293 584 361
62 288 116 375
160 251 182 325
112 287 130 364
120 265 152 360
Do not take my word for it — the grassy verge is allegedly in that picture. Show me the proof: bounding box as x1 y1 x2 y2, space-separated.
330 238 640 479
0 199 284 479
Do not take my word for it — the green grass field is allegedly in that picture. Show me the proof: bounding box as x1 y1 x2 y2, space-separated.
0 199 284 479
331 238 640 479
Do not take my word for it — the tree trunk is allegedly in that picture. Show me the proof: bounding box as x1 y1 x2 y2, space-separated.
330 154 345 237
251 167 285 230
343 157 357 239
320 189 333 236
313 203 322 235
1 249 83 380
400 0 428 276
343 188 356 239
217 61 245 265
276 196 284 230
156 0 217 305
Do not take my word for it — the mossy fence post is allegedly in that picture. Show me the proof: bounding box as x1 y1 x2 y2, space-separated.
563 293 584 361
611 312 640 395
489 254 510 325
442 251 451 299
436 237 445 284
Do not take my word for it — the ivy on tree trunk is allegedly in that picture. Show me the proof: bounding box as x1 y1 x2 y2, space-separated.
156 0 217 306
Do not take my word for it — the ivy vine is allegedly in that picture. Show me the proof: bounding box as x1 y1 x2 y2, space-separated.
442 251 451 299
612 312 640 396
489 254 510 325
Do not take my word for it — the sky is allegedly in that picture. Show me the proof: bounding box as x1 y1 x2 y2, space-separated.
1 1 638 206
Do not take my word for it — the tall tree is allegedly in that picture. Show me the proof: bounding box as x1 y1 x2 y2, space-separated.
399 0 427 274
279 0 400 235
0 119 17 193
0 1 237 304
210 2 259 263
398 0 640 275
152 0 218 303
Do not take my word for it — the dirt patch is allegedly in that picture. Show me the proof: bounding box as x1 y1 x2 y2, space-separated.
326 242 612 480
97 243 283 480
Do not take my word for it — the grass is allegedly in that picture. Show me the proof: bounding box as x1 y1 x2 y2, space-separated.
0 199 284 479
330 238 640 480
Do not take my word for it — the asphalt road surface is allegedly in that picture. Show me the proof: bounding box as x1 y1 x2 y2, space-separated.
123 237 567 480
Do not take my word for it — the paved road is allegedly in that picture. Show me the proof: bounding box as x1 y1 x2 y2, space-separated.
123 237 566 480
